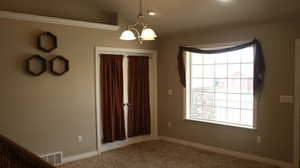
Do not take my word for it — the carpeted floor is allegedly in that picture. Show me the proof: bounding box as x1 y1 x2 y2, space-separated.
59 140 278 168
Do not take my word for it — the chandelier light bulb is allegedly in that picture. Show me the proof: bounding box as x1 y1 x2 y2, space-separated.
120 30 136 40
141 28 157 40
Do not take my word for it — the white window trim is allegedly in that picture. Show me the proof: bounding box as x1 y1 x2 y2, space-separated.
182 43 258 130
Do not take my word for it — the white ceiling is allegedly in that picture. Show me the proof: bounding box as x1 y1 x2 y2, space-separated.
90 0 300 34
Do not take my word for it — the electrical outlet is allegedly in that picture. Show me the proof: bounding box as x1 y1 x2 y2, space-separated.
167 121 172 128
256 136 262 143
77 136 83 143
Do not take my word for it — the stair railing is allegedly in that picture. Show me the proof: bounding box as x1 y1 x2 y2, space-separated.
0 134 55 168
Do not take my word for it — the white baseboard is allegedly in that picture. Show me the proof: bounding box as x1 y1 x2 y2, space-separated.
62 151 98 164
100 135 158 152
62 135 157 164
61 136 292 168
159 136 294 168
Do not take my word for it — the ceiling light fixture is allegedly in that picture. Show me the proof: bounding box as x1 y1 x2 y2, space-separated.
148 11 156 16
218 0 232 2
120 0 157 44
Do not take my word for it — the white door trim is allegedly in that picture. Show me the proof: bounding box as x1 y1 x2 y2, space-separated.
295 39 300 168
94 47 158 153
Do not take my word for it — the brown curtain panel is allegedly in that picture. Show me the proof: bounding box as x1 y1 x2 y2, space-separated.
127 56 151 137
100 54 126 143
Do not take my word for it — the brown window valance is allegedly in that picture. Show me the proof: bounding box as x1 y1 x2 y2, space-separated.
177 39 265 93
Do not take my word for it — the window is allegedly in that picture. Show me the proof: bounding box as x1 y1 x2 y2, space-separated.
185 45 256 129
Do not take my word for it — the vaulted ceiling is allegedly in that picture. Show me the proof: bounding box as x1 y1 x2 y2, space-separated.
1 0 299 35
95 0 300 34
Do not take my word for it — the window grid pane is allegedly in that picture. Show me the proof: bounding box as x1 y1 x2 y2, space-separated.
189 47 254 128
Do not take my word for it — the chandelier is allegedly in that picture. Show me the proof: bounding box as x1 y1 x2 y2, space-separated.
120 0 157 44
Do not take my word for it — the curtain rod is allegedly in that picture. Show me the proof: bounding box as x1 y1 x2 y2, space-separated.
124 55 152 59
100 54 152 59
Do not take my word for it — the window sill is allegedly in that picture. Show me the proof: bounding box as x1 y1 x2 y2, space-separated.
184 118 257 131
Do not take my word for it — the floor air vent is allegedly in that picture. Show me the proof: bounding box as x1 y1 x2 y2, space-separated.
40 152 63 166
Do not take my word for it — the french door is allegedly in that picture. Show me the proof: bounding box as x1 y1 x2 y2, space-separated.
95 47 157 153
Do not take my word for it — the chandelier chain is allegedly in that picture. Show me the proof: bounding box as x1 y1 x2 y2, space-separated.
139 0 142 16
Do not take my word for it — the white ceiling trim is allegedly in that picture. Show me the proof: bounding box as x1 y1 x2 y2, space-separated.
0 10 120 31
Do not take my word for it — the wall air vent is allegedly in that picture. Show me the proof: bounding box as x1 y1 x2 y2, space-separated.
40 152 63 166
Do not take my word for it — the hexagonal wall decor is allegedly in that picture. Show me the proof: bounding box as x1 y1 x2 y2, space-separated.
25 55 47 76
37 32 57 53
49 56 69 76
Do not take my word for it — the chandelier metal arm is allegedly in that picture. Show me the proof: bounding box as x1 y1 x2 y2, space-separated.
128 27 145 44
128 27 141 37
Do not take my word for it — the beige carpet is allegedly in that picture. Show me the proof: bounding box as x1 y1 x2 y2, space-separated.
59 140 278 168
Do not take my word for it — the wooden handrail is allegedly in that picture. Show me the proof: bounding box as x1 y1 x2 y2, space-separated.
0 134 55 168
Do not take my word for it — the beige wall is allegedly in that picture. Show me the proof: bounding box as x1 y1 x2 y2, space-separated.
157 21 300 162
0 18 156 157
